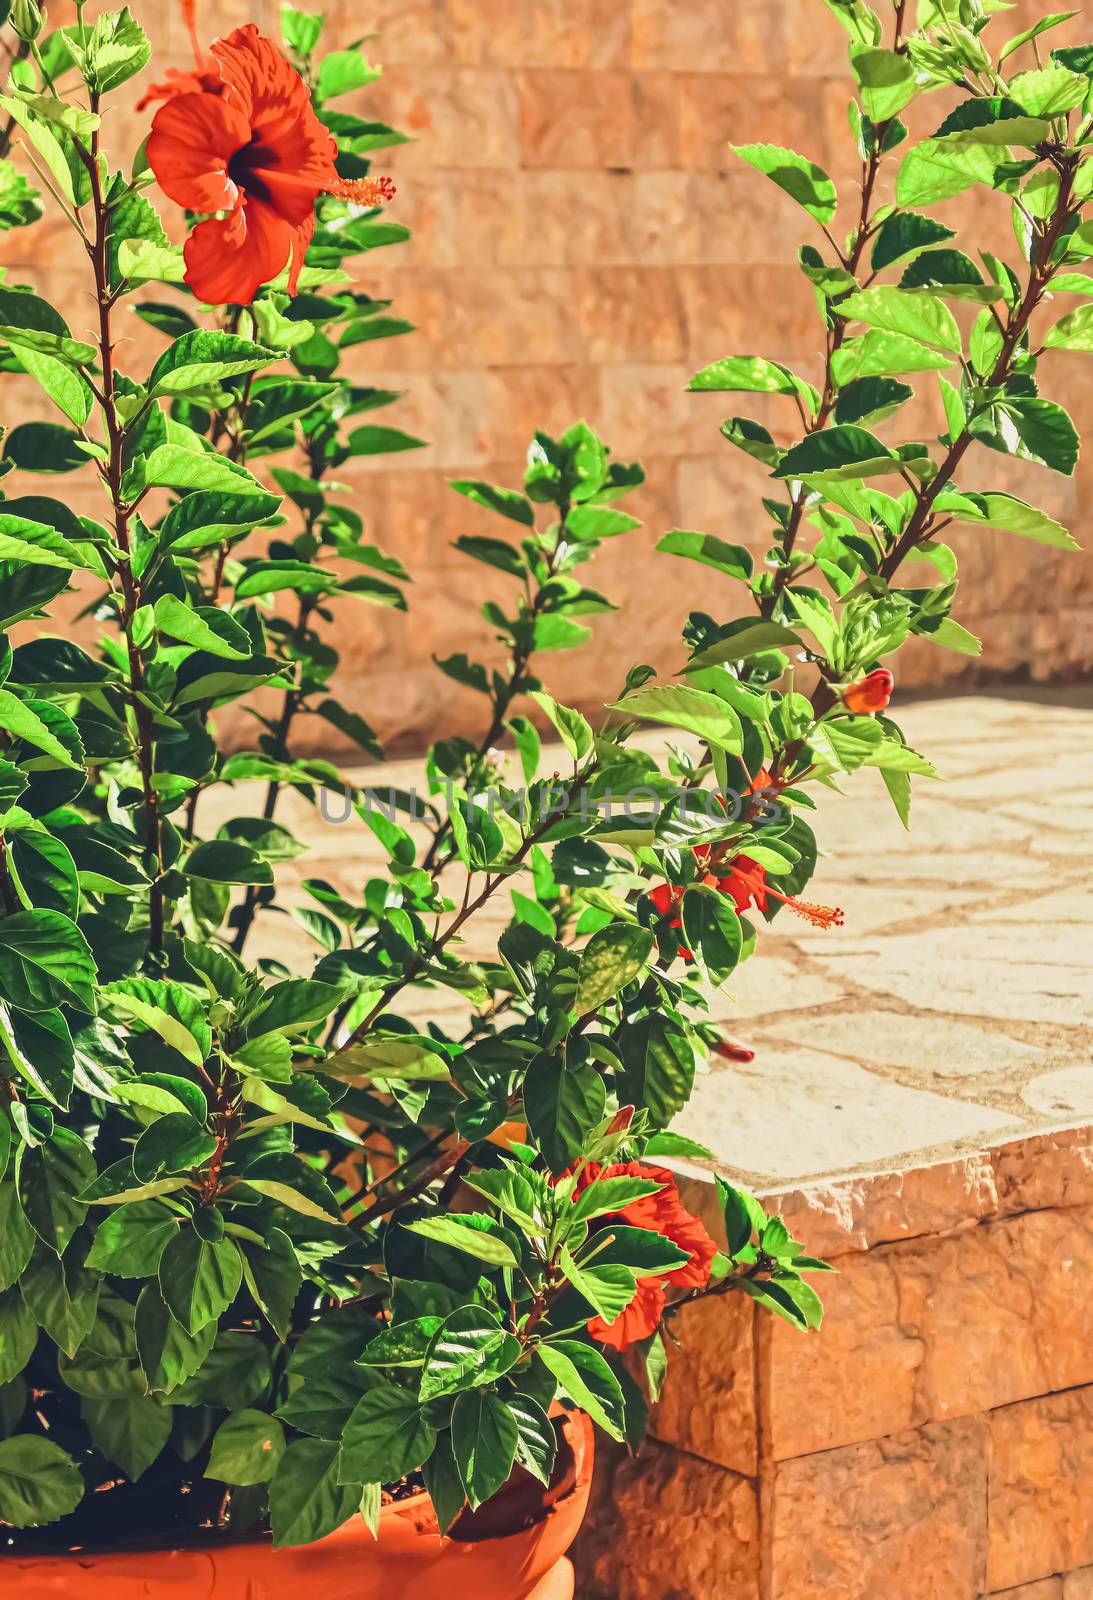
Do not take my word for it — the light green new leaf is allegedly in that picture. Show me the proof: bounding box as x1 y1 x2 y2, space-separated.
732 143 837 223
837 287 961 353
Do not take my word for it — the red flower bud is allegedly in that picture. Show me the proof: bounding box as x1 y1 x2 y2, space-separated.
843 668 894 715
712 1036 756 1064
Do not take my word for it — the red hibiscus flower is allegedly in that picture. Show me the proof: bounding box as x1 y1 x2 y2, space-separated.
843 667 894 715
716 855 844 930
569 1161 717 1350
146 23 395 305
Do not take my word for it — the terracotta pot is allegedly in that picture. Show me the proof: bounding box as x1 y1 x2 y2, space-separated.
0 1410 593 1600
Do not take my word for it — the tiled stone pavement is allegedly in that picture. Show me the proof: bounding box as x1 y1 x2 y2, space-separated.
207 686 1093 1189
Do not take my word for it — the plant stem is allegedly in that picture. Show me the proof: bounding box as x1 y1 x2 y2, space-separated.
78 110 165 954
421 503 570 876
232 594 316 954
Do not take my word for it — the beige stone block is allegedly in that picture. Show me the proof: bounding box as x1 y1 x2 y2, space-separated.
767 1207 1093 1461
769 1418 988 1600
369 65 519 168
572 266 689 363
1065 1568 1093 1598
650 1291 757 1476
631 0 783 72
516 170 634 267
482 365 606 460
631 72 685 167
574 1437 758 1600
767 1151 1001 1261
679 73 834 171
988 1388 1093 1592
330 0 453 63
993 1129 1093 1218
448 0 631 69
516 69 636 169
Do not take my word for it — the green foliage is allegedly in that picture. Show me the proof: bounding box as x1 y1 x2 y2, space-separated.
0 0 1082 1561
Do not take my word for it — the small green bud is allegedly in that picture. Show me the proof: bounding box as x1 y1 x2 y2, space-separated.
10 0 44 44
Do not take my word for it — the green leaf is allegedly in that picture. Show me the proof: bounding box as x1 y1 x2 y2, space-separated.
245 978 348 1037
82 1394 171 1480
103 980 209 1068
158 1229 242 1335
1009 65 1086 116
135 1283 216 1393
830 330 952 383
84 1201 178 1278
834 376 914 426
4 423 91 474
0 1003 73 1107
575 923 653 1015
346 424 426 457
1006 397 1080 475
148 331 278 398
896 140 999 205
270 1437 361 1549
0 512 97 571
509 1392 557 1486
608 684 742 750
184 839 273 887
154 595 251 659
686 355 798 395
528 691 593 763
680 884 744 981
617 1014 696 1127
688 620 800 668
0 1183 33 1291
0 1435 83 1527
405 1215 520 1269
159 490 281 552
449 479 535 526
999 12 1078 62
418 1305 521 1401
732 142 837 223
948 491 1079 550
900 249 1001 303
850 46 918 120
837 287 960 353
0 690 82 767
870 211 955 273
1044 304 1093 352
207 1409 285 1485
324 1037 451 1082
318 47 380 98
0 1287 36 1385
20 1246 99 1357
774 424 901 483
451 1390 518 1508
535 1340 626 1440
338 1382 437 1486
524 1054 606 1175
16 1129 94 1254
656 530 753 580
84 7 152 92
143 444 260 495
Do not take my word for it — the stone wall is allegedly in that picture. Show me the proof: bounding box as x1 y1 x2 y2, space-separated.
574 1126 1093 1600
0 1 1091 753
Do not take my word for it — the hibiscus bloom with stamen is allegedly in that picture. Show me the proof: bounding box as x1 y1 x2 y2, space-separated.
717 853 844 930
146 22 396 305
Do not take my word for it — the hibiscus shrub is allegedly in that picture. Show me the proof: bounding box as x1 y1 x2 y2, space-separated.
0 0 1086 1555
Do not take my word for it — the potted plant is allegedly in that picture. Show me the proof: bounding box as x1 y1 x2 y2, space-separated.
0 0 1086 1595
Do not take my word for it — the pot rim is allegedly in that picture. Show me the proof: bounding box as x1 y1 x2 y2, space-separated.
0 1408 593 1563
